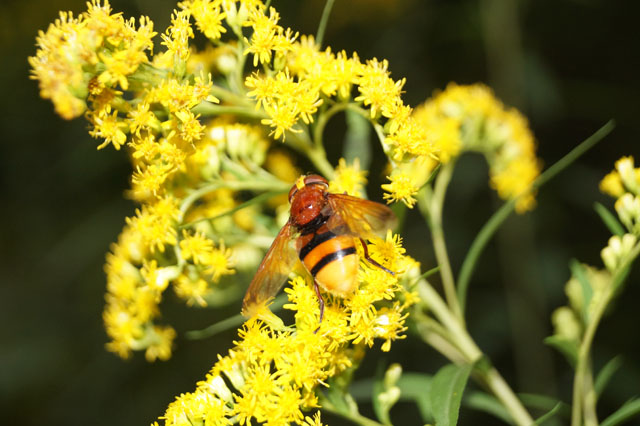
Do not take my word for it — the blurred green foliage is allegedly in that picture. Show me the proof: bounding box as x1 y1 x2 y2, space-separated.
1 0 639 424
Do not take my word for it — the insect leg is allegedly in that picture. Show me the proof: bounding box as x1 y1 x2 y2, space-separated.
359 238 395 275
313 279 325 331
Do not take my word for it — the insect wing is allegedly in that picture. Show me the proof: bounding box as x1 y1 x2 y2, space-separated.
326 193 396 239
241 222 297 317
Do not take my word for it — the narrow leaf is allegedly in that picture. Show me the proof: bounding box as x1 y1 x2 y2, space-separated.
430 363 473 426
601 398 640 426
519 393 570 415
464 391 513 424
372 365 390 425
185 294 287 339
180 190 283 228
595 356 624 397
569 259 593 323
534 402 563 425
544 336 578 368
457 120 615 314
594 202 625 236
343 108 372 169
397 373 434 422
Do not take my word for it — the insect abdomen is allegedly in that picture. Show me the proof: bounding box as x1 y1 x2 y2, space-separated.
298 231 359 296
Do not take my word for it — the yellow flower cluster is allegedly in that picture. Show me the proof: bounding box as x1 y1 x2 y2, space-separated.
601 156 640 237
413 83 542 212
551 157 640 358
328 158 368 197
157 231 417 426
29 0 156 119
103 194 236 361
244 31 436 204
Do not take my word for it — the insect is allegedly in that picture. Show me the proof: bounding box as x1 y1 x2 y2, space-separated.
242 174 396 321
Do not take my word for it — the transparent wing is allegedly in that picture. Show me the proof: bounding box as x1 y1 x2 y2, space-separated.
241 222 298 317
326 193 396 239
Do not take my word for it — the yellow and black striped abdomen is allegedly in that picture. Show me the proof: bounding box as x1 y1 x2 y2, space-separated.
297 230 359 296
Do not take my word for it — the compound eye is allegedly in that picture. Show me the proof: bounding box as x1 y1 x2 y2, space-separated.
288 184 299 203
304 174 328 187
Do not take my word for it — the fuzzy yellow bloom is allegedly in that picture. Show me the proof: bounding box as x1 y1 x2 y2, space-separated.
600 170 625 198
382 172 419 207
329 158 368 197
355 58 405 119
126 197 180 253
414 83 541 212
183 0 228 41
246 69 322 140
156 231 410 425
162 9 194 62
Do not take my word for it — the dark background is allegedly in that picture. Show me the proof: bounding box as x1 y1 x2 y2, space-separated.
2 0 639 424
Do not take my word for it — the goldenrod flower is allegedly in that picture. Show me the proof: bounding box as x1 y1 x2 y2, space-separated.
329 158 368 197
154 228 409 425
414 83 542 212
355 58 405 119
183 0 228 41
382 172 419 207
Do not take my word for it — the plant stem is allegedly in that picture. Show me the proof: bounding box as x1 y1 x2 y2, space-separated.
572 295 608 426
417 280 534 425
321 399 384 426
313 102 351 150
571 241 640 426
418 163 463 321
191 103 266 119
286 130 335 179
457 120 616 314
417 281 481 360
179 178 290 217
480 367 534 426
315 0 337 48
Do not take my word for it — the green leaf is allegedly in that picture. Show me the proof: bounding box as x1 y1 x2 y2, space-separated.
180 190 284 228
397 373 434 422
544 336 578 368
372 365 389 425
594 202 626 236
595 356 624 397
601 398 640 426
464 391 513 424
456 120 615 314
533 402 563 425
570 259 593 323
343 108 372 170
429 363 473 426
519 393 570 415
185 294 287 340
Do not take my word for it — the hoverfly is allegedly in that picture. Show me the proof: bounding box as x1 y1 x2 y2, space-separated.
242 174 396 321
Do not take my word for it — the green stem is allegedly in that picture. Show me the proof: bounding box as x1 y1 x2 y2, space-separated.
572 297 608 426
191 103 266 119
571 240 640 426
417 281 481 360
418 162 463 321
313 102 351 150
315 0 337 48
417 280 534 425
286 130 335 179
179 179 290 217
321 401 384 426
413 310 467 364
185 295 287 340
208 84 252 106
457 120 616 313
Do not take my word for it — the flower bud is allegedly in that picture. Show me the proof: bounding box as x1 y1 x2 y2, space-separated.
615 193 640 233
615 156 639 195
551 306 582 341
601 233 636 271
